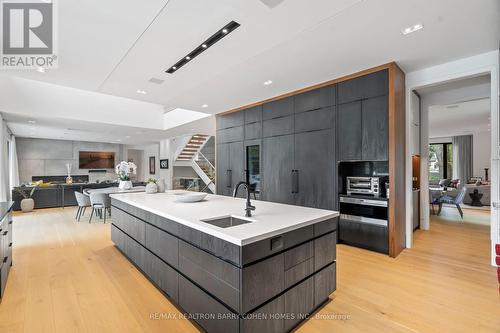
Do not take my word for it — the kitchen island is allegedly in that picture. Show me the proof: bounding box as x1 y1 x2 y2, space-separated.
110 191 338 333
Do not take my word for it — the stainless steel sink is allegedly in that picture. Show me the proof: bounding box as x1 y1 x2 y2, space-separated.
200 215 254 228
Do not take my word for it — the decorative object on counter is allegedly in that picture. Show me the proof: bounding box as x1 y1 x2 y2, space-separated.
65 163 73 184
160 159 169 169
468 189 483 207
145 178 158 194
173 192 207 203
485 168 489 182
149 156 156 175
14 180 42 212
157 178 166 193
115 161 137 190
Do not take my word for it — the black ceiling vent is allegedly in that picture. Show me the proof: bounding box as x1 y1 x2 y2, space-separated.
166 20 240 74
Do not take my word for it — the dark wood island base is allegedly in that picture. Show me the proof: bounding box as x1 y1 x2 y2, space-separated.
111 199 337 333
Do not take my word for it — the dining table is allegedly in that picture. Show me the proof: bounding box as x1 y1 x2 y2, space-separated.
83 186 146 196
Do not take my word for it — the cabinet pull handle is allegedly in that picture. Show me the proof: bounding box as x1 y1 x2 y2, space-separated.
3 257 7 263
226 170 232 188
295 170 299 194
2 231 7 236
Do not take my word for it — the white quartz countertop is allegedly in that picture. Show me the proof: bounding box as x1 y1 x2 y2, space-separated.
110 191 339 246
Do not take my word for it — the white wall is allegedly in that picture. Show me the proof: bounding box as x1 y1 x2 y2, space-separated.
125 143 160 182
406 50 499 266
16 137 125 183
473 131 491 178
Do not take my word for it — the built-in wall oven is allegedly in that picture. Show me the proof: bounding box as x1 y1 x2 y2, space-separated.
338 196 388 254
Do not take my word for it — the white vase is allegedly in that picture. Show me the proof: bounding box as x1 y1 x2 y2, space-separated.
21 198 34 212
119 180 133 190
145 183 158 194
157 179 166 193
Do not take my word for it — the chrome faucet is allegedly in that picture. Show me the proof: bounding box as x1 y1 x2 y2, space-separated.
233 181 256 217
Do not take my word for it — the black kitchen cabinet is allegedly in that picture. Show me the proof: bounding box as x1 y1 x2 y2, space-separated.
244 105 262 124
362 96 388 160
262 97 293 120
338 96 388 162
338 69 388 104
294 86 335 113
216 143 230 196
262 134 294 205
294 129 335 209
216 141 245 197
229 141 245 197
338 101 362 161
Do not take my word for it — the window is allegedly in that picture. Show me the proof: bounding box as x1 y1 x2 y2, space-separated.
429 143 453 183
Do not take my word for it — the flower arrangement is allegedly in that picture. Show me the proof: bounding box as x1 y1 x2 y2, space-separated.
115 161 137 181
147 178 157 184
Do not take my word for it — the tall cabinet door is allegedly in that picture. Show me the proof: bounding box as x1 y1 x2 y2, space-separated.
216 143 230 196
294 129 334 210
262 135 294 204
229 141 245 198
338 101 362 161
362 96 388 161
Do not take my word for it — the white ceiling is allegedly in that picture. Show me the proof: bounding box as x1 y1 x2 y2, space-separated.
429 98 491 138
1 0 499 143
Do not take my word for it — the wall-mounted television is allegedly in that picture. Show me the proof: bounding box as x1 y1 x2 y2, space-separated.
79 151 115 169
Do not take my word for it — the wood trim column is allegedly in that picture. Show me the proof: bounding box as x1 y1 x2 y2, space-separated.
388 63 406 257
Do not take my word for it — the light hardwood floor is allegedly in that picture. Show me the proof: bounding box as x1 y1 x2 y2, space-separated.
0 207 498 333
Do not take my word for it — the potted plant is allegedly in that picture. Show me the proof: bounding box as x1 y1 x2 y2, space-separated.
145 178 158 194
115 161 137 190
14 180 42 212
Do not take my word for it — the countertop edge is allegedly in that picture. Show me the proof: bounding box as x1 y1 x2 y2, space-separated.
110 195 338 246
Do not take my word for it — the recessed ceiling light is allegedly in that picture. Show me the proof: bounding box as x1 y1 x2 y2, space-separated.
125 135 131 139
202 104 208 108
264 80 273 86
36 67 45 73
136 89 147 95
402 23 423 35
166 21 240 74
28 120 36 124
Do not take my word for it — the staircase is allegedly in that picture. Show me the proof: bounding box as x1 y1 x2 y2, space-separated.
176 134 210 161
175 135 215 193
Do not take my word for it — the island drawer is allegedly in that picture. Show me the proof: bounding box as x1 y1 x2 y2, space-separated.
111 208 146 244
145 252 179 302
111 224 148 273
242 225 313 265
178 240 240 311
111 200 179 236
0 255 10 300
178 275 239 333
314 217 338 237
145 223 178 268
314 231 337 270
314 262 336 307
241 253 284 313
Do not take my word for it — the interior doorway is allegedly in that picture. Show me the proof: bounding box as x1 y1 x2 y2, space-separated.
127 149 144 182
414 74 492 249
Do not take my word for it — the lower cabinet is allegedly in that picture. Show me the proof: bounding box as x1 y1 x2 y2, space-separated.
178 275 239 333
314 262 336 307
283 277 314 332
111 207 338 333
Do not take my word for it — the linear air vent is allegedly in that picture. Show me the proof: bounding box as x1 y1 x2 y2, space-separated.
166 20 240 74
